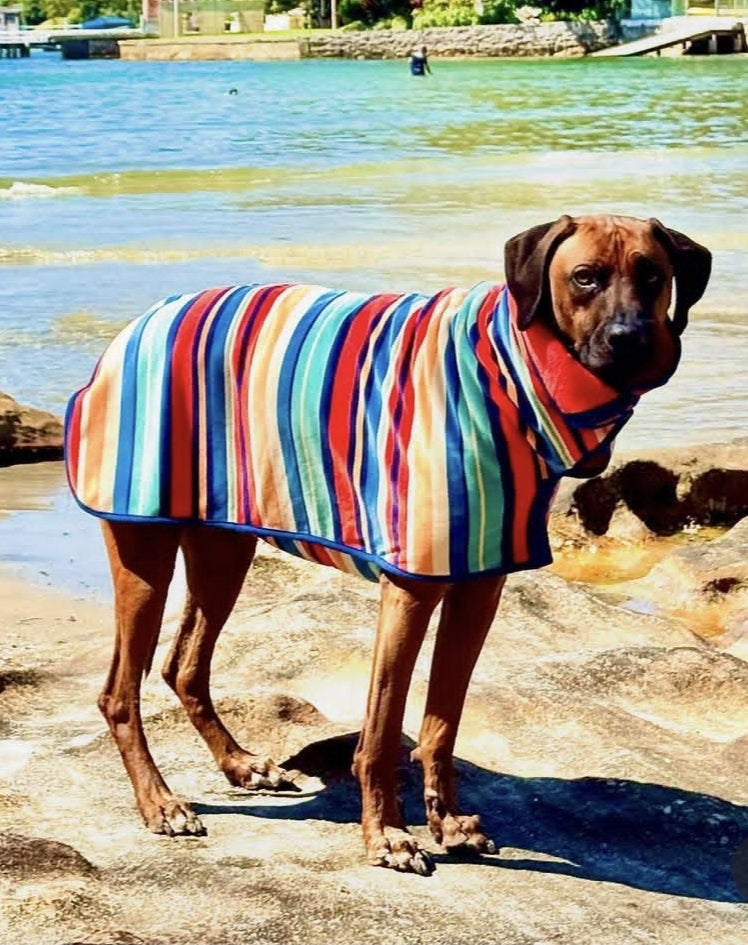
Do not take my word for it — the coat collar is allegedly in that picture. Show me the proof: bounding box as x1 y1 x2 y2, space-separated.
505 288 682 430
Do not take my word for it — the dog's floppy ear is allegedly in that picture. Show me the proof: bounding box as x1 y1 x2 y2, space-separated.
504 215 577 329
649 219 712 335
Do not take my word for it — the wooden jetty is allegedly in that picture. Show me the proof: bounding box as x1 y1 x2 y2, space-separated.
591 15 746 56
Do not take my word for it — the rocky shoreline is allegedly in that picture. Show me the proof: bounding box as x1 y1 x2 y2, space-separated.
119 21 618 62
0 391 63 468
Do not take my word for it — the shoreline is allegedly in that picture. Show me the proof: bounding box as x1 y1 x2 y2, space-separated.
0 461 188 613
2 437 747 627
118 22 616 61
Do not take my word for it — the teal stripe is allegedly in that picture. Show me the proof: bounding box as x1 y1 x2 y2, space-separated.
289 291 362 539
129 301 177 516
452 285 505 573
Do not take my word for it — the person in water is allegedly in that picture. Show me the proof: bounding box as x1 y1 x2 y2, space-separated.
410 45 431 76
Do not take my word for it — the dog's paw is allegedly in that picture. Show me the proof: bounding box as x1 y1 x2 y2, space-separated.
225 754 313 796
368 829 436 876
440 813 496 856
145 799 206 837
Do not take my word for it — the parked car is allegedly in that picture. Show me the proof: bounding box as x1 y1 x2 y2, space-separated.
80 15 134 29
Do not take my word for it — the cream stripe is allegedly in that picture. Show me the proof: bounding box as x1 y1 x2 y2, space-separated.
404 290 457 574
246 284 327 529
86 323 137 510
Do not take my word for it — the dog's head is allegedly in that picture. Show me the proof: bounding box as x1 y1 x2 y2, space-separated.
504 214 712 390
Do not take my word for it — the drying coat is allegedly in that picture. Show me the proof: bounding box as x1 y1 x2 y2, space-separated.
65 282 679 582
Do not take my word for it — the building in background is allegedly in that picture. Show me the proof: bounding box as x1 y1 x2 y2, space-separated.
146 0 265 36
0 4 22 31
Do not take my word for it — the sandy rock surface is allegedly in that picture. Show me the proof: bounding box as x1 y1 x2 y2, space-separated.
2 530 748 943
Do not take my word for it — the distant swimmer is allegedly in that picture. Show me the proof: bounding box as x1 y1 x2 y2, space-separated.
409 45 431 76
228 87 238 95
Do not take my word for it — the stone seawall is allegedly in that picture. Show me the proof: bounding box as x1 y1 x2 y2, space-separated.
120 21 617 62
302 22 617 59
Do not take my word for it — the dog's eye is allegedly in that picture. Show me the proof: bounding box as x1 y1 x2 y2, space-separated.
571 266 598 289
636 258 665 293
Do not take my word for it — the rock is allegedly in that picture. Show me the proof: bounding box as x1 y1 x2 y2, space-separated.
2 518 748 941
644 517 748 602
619 517 748 656
300 22 615 60
0 391 63 467
122 22 618 62
0 833 96 879
550 439 748 546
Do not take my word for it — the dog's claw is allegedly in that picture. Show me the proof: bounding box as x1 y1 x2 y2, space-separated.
246 765 302 793
412 850 435 876
146 802 206 838
372 844 435 876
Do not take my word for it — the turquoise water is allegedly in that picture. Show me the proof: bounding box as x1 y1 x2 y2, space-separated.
1 51 747 596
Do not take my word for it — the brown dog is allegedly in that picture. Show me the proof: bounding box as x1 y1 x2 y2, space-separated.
66 214 711 875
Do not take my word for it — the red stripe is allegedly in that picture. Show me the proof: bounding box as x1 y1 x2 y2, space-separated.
383 298 428 558
65 390 83 490
168 288 228 518
231 285 290 523
326 294 396 547
507 298 585 464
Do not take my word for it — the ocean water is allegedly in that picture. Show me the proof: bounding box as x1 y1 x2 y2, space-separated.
1 51 747 598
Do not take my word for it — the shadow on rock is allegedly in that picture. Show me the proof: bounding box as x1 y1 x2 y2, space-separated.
193 731 748 904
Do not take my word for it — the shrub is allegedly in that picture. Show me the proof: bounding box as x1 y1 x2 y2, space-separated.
413 0 518 27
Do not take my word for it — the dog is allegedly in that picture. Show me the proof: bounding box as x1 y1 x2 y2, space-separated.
64 214 711 875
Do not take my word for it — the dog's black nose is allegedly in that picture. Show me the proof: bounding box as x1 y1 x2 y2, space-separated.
607 321 650 357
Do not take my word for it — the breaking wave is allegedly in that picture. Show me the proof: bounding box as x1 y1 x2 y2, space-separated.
0 181 82 200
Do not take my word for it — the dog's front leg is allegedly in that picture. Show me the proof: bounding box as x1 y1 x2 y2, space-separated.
353 573 445 875
412 574 505 856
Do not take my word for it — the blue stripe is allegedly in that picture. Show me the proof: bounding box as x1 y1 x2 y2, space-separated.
203 287 248 520
358 294 418 554
277 289 345 533
444 327 468 577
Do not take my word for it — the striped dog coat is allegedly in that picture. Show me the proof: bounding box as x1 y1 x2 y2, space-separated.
65 282 679 583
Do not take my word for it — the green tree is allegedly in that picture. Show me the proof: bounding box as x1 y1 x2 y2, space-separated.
78 0 101 19
413 0 518 27
21 0 46 25
338 0 412 25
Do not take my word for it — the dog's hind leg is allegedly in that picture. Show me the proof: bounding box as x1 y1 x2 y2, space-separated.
412 574 506 856
353 573 446 875
98 520 202 836
162 527 297 792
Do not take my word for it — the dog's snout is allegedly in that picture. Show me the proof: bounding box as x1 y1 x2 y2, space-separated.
608 321 641 348
606 315 653 355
